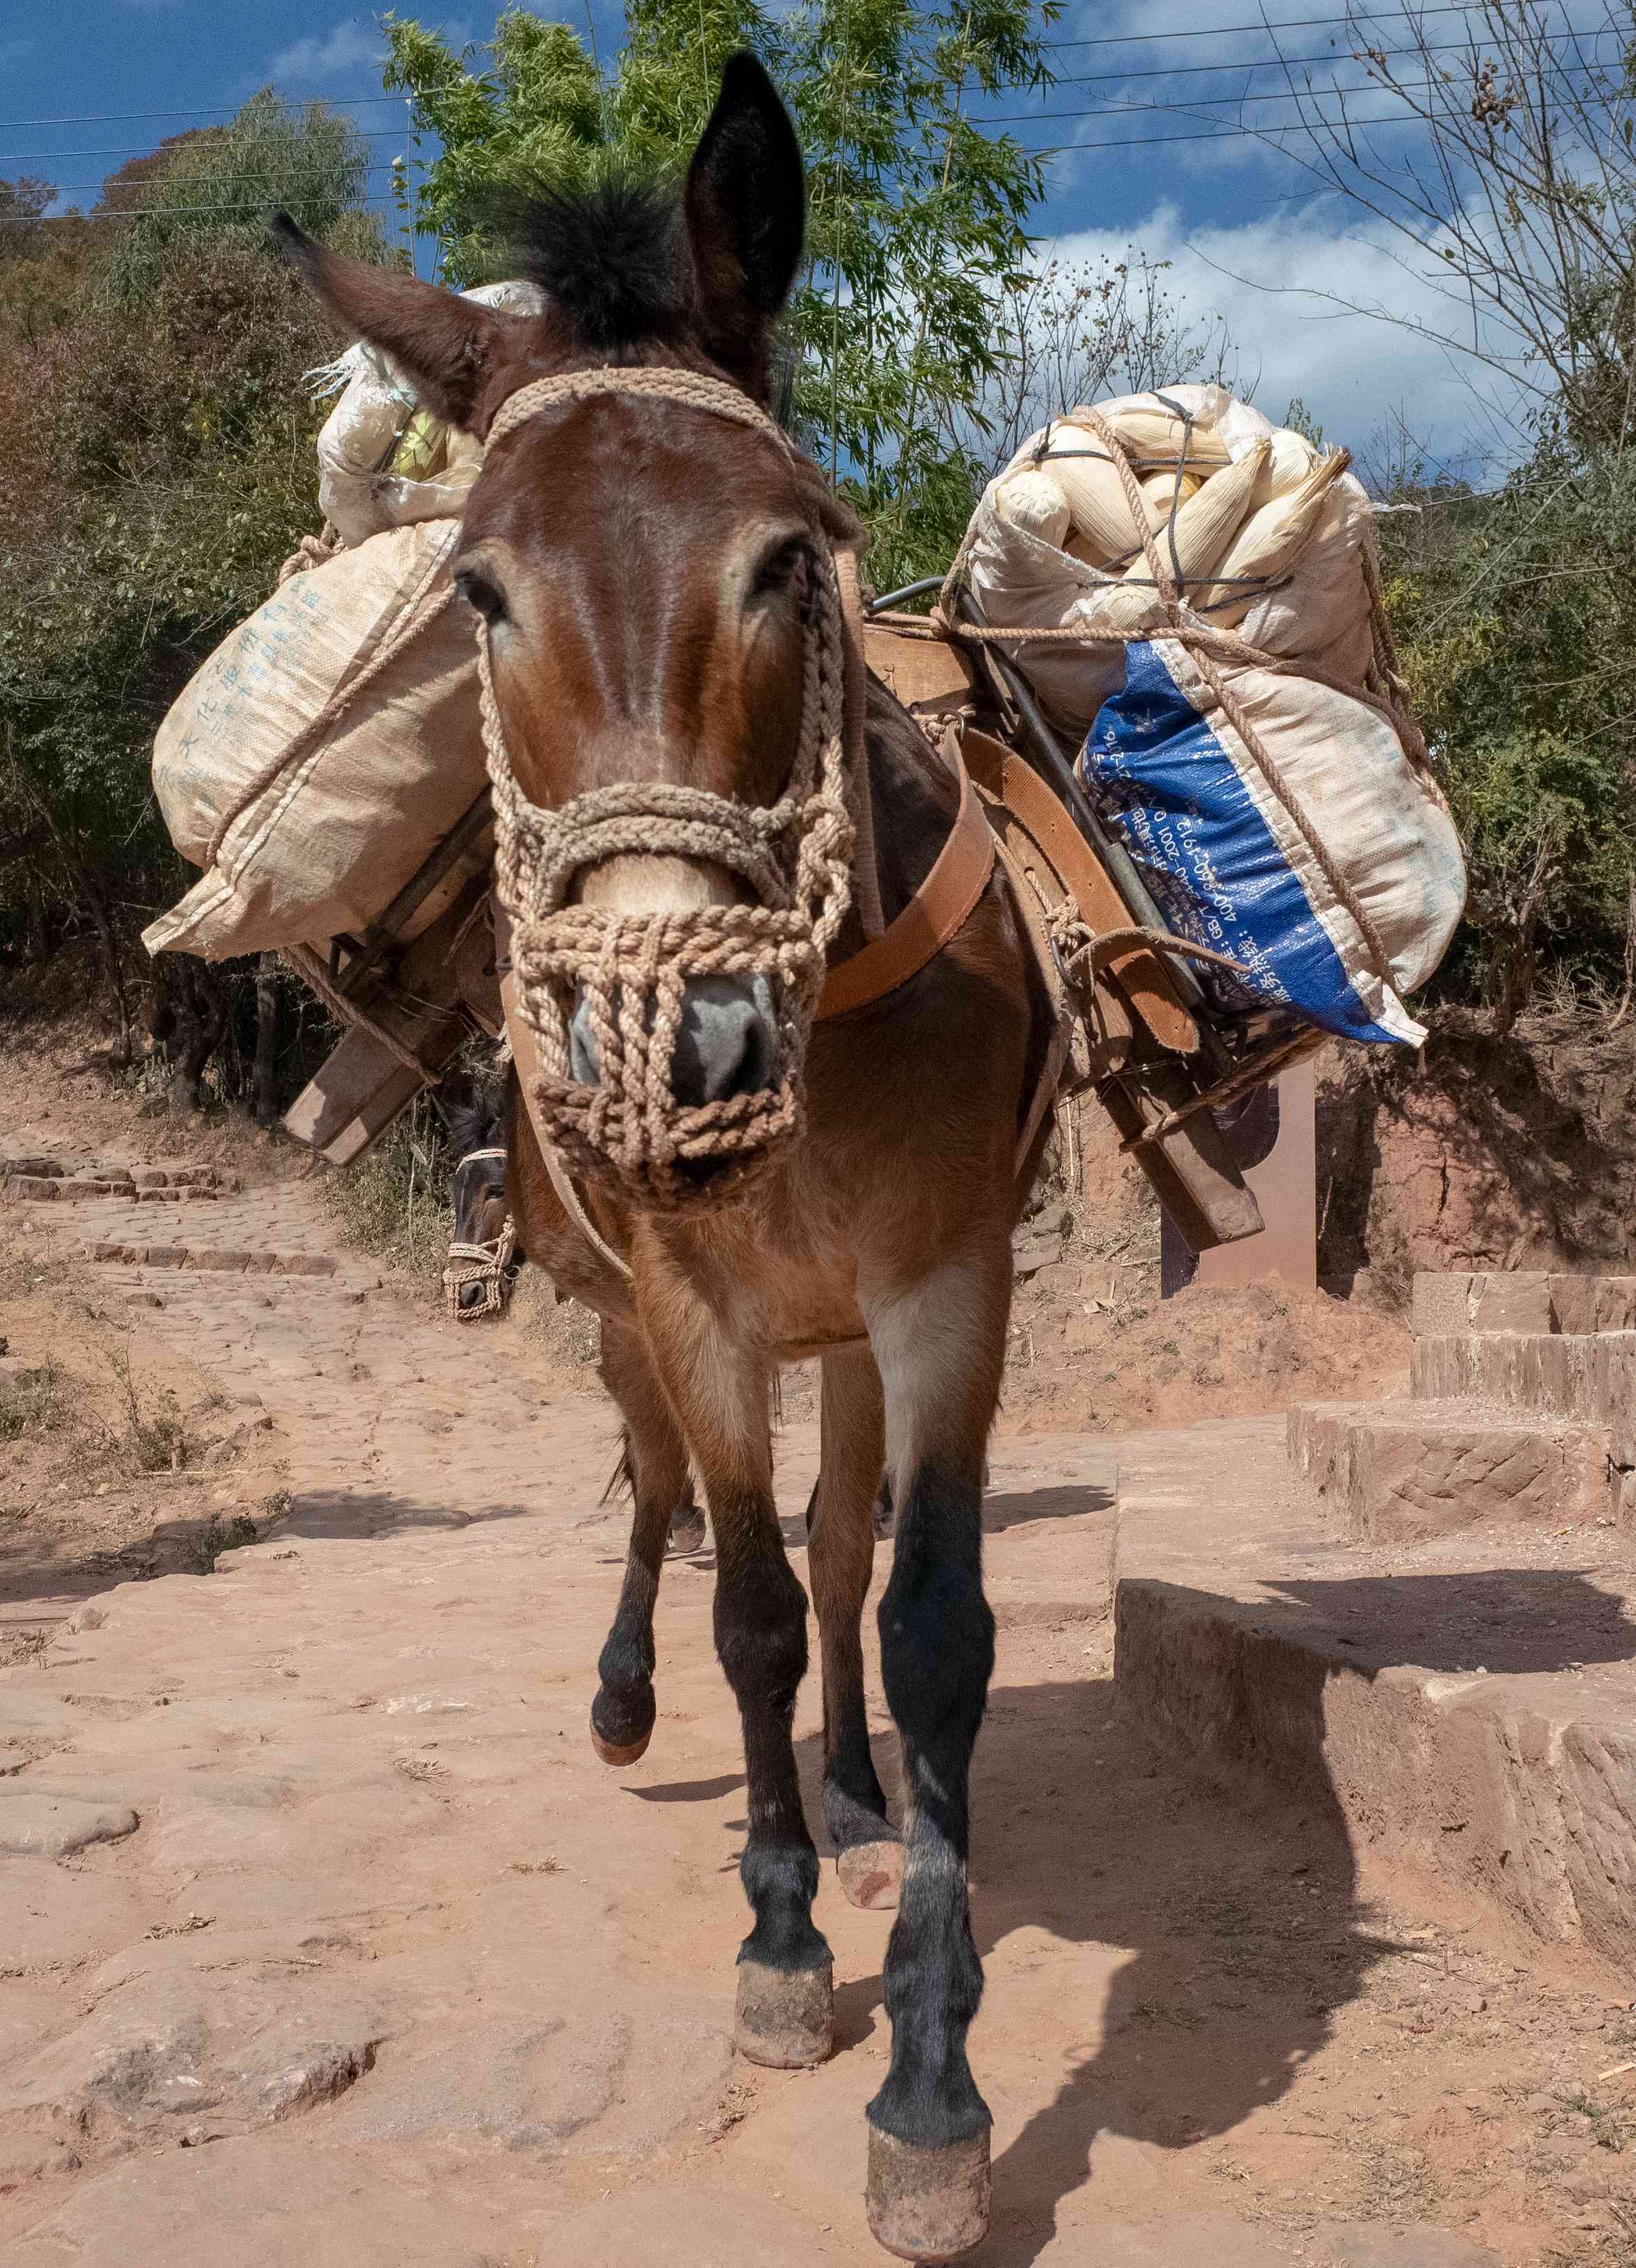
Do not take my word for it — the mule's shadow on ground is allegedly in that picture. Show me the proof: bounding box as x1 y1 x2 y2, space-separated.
792 1555 1636 2267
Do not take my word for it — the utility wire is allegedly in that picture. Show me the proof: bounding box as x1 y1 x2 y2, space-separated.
0 1 1569 133
6 30 1581 165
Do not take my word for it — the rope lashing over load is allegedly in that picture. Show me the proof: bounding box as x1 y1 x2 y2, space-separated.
442 1144 517 1321
875 400 1437 1008
477 368 859 1208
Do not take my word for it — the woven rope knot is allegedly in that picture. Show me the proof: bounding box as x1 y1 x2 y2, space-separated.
479 367 858 1209
442 1214 517 1321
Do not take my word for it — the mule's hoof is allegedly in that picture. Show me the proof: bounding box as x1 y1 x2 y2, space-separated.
733 1957 833 2069
866 2126 990 2262
668 1513 707 1554
837 1838 902 1911
589 1723 651 1766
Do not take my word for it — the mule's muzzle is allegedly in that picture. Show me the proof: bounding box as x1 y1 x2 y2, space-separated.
568 974 779 1108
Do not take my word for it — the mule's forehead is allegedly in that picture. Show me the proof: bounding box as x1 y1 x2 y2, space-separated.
464 393 809 552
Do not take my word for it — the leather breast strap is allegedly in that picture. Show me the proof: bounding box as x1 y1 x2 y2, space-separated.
815 753 995 1021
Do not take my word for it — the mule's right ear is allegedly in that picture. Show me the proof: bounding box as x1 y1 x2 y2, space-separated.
272 213 536 438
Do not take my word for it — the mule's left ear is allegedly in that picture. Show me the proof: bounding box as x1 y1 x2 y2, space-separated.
272 213 540 438
683 53 805 397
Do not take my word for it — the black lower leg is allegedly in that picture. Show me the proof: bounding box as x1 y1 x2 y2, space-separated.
592 1330 689 1762
591 1447 673 1757
869 1454 995 2152
715 1505 833 2063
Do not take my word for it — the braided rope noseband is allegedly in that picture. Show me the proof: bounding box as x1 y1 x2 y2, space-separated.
477 368 857 1209
443 1147 515 1320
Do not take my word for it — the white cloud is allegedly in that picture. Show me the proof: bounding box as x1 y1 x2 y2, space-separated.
1047 196 1527 482
269 21 385 87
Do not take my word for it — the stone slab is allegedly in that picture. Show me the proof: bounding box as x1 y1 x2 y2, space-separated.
1413 1331 1636 1463
1413 1271 1636 1339
0 1796 138 1860
1289 1399 1614 1539
1114 1416 1636 1968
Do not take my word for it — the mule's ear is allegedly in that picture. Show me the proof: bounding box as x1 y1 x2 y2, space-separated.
682 54 804 395
271 213 534 438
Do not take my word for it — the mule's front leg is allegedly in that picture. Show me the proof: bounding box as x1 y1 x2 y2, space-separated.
590 1321 692 1765
864 1252 1006 2262
641 1279 833 2070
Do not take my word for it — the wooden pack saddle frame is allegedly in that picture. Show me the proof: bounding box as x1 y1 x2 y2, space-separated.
281 579 1334 1255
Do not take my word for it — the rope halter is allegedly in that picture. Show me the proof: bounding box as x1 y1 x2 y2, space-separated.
476 368 858 1209
442 1145 516 1320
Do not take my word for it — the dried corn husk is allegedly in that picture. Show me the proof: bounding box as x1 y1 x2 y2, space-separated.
1202 448 1350 623
1033 425 1151 564
1066 396 1233 470
1140 467 1203 516
994 466 1072 550
1083 438 1270 638
1250 427 1320 512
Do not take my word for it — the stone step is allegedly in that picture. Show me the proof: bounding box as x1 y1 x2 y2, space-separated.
1412 1331 1636 1465
81 1242 336 1277
1414 1268 1636 1338
1113 1415 1636 1969
1289 1398 1617 1541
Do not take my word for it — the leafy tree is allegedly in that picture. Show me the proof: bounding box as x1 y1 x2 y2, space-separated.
381 1 1057 584
0 176 54 266
0 98 386 1083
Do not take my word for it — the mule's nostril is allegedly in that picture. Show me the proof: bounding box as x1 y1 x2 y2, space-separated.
671 976 777 1108
457 1281 487 1312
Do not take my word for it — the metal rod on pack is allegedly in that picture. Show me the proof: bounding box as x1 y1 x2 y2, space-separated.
338 788 494 1001
950 589 1213 1028
865 576 945 616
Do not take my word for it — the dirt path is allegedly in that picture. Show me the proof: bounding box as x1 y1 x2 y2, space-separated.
1 1140 1630 2265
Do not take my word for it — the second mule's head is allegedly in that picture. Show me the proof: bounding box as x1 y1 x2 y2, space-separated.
276 56 842 1124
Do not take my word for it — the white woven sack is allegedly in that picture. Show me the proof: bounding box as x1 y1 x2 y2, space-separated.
142 519 484 962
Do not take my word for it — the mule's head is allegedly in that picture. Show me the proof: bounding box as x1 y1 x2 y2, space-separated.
277 56 849 1119
443 1099 515 1313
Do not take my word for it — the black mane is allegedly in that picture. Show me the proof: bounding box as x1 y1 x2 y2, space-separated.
512 177 682 350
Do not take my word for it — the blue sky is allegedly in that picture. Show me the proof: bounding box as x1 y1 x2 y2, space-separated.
2 3 1604 469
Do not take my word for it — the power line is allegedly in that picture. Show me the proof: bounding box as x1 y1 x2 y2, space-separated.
2 28 1562 165
1015 107 1434 154
3 199 395 224
1046 24 1617 87
988 56 1606 128
1043 1 1569 47
0 1 1570 137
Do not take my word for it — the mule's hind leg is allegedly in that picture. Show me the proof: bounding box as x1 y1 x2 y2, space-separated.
861 1240 1008 2262
806 1343 900 1911
590 1320 692 1766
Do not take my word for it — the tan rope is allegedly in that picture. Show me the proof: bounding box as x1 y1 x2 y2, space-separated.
480 368 860 1208
443 1213 516 1320
919 431 1428 1003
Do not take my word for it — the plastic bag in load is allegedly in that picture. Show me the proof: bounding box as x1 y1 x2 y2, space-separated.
1079 636 1466 1047
313 279 546 546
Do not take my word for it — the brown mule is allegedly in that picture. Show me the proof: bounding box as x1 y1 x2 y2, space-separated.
277 53 1053 2261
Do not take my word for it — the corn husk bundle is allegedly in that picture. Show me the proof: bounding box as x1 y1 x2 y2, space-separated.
961 383 1371 728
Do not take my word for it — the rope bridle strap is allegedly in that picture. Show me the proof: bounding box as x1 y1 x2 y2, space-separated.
443 1213 517 1320
478 368 859 1209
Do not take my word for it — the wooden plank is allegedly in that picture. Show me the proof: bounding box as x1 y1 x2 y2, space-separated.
1095 1063 1265 1251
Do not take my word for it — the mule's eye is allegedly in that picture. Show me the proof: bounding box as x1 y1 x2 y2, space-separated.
750 536 806 602
455 561 508 627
